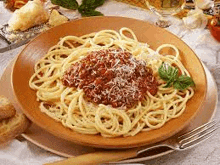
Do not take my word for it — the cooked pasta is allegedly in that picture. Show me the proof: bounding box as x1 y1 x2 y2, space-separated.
29 27 194 137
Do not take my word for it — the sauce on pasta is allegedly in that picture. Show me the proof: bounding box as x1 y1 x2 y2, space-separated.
62 48 158 109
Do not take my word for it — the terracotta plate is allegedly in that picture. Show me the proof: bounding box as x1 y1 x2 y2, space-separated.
12 16 207 148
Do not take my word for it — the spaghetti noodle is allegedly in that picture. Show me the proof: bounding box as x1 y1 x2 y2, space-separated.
29 27 194 137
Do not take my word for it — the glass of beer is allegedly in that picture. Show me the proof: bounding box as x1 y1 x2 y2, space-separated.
145 0 186 28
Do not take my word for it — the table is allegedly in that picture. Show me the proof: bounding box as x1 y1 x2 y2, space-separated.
0 1 220 164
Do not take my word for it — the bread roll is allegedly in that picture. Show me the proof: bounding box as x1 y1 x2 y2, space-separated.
0 113 31 144
0 95 16 120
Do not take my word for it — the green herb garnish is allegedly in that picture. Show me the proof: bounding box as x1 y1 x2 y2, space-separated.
51 0 106 17
51 0 78 10
78 0 106 17
158 63 195 90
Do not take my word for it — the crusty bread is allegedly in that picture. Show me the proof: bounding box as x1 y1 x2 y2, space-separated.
0 95 16 120
0 113 31 144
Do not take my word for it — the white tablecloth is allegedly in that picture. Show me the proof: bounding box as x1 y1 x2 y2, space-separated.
0 0 220 165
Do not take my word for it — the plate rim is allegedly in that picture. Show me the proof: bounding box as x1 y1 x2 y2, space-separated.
11 16 208 148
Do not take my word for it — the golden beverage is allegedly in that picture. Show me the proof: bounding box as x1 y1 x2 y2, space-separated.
146 0 185 16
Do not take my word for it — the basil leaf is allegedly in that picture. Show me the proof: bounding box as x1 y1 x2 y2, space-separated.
90 0 106 9
82 0 105 8
164 79 173 88
80 9 104 17
78 4 87 12
173 75 195 90
158 63 178 82
81 0 95 10
178 75 195 85
158 63 170 81
79 0 106 17
158 63 195 90
51 0 78 10
82 0 95 5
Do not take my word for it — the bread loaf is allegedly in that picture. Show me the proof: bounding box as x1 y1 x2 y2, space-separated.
0 95 31 144
0 113 31 144
0 95 16 120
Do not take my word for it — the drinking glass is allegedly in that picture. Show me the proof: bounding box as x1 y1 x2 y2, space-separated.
145 0 187 28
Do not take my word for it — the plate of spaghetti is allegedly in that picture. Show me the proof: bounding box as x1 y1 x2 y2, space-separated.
12 16 207 148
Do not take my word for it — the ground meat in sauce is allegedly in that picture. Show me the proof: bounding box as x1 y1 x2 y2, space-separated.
62 49 158 109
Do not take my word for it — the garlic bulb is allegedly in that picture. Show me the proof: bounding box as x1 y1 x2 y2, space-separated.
182 9 208 29
195 0 213 10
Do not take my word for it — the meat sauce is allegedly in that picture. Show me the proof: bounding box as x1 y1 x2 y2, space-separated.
62 49 158 109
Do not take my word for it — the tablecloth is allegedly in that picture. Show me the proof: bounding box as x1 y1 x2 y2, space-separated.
0 0 220 164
